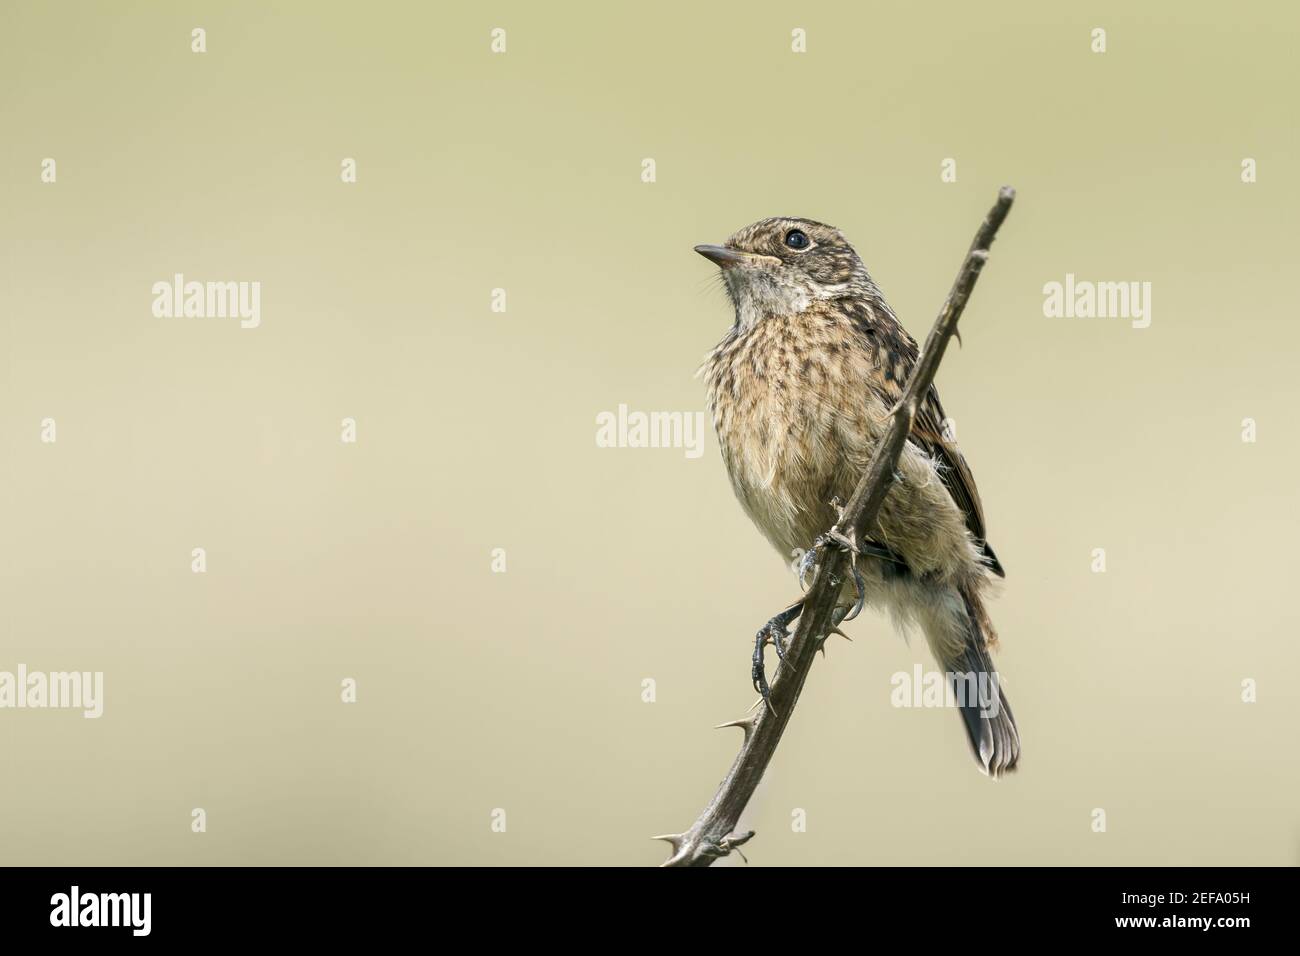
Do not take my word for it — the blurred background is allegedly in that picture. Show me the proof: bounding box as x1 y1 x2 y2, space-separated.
1 1 1296 865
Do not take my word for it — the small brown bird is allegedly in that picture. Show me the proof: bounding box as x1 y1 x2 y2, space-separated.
696 217 1019 777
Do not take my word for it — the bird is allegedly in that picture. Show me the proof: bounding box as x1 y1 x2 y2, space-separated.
695 216 1019 777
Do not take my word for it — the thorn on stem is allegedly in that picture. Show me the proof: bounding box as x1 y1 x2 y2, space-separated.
715 715 756 741
651 832 684 851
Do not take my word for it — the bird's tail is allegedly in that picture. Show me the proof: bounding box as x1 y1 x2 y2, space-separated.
923 586 1020 777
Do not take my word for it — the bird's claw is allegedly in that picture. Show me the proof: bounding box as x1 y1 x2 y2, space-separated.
796 546 819 590
751 603 802 700
798 528 869 622
842 544 868 622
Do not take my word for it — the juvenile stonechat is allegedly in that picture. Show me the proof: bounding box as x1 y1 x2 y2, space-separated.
696 218 1019 777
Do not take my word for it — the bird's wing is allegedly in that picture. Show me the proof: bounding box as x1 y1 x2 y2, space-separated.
848 298 1006 577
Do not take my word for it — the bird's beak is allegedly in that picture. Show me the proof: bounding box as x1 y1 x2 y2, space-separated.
694 244 748 268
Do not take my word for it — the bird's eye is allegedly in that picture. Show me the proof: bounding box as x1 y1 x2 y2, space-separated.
784 229 810 250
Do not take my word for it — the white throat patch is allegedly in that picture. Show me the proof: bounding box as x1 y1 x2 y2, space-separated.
726 269 813 329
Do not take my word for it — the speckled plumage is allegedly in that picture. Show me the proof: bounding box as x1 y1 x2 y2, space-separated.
697 217 1020 776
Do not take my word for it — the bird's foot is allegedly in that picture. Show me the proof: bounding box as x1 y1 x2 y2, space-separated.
797 530 869 624
751 602 803 701
796 498 907 622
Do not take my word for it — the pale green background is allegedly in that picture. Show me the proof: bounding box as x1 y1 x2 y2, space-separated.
1 1 1296 865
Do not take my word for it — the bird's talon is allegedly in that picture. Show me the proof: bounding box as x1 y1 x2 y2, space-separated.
751 603 803 700
799 522 869 622
841 560 867 621
797 547 819 590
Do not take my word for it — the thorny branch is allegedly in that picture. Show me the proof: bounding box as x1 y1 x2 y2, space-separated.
656 186 1016 867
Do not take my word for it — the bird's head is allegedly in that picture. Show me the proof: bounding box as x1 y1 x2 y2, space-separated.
695 217 871 329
